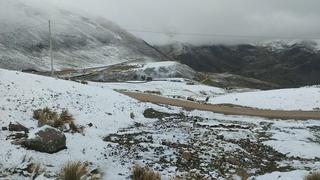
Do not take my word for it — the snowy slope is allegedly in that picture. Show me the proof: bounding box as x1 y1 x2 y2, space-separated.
95 78 226 99
1 69 320 179
79 61 203 82
130 61 200 79
0 0 165 71
209 86 320 111
0 68 172 179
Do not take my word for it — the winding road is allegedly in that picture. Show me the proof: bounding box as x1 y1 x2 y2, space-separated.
122 91 320 120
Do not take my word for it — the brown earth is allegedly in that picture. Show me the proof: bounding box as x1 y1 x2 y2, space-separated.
122 91 320 120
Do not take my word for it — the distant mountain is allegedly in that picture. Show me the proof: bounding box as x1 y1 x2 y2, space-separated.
158 40 320 88
0 0 167 71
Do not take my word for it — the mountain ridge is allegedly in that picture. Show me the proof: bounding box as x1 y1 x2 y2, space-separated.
158 40 320 88
0 0 167 71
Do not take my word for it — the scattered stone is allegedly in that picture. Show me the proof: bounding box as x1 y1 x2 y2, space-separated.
9 122 29 133
130 112 135 119
2 126 8 131
217 135 224 140
24 126 66 154
187 97 196 102
182 151 192 161
143 108 183 119
226 157 240 165
88 123 93 127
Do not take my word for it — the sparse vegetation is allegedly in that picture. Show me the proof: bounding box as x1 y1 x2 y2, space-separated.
172 170 207 180
304 171 320 180
132 165 161 180
58 162 88 180
237 169 249 180
33 108 80 133
33 107 58 126
11 155 45 179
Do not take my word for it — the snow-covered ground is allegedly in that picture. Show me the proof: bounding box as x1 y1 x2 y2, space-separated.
1 68 320 179
128 61 200 80
95 78 226 100
254 170 308 180
0 68 174 179
209 87 320 111
101 79 320 111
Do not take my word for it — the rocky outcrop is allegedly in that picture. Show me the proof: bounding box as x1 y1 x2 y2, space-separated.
24 126 66 154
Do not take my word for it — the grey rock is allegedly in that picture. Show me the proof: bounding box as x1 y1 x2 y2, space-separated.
24 126 66 154
9 122 29 133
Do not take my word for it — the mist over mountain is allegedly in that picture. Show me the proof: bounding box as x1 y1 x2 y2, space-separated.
47 0 320 45
0 0 166 71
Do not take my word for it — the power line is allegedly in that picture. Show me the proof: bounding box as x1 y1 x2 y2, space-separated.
52 22 320 40
48 20 54 77
1 22 320 40
125 28 320 40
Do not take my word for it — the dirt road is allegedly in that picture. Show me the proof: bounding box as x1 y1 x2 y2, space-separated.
122 91 320 120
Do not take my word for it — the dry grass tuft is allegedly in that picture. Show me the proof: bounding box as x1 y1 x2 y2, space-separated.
304 171 320 180
33 107 59 126
33 108 80 133
59 162 88 180
132 165 161 180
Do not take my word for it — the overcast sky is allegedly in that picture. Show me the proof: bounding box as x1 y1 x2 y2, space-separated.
41 0 320 44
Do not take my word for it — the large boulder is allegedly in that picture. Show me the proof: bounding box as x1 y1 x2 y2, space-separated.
24 126 66 153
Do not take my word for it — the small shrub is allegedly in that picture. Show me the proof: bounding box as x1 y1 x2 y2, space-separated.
305 171 320 180
132 165 161 180
59 110 79 133
59 162 87 180
33 108 79 133
172 170 206 180
33 107 59 127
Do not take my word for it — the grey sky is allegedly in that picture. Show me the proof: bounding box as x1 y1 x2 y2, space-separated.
27 0 320 44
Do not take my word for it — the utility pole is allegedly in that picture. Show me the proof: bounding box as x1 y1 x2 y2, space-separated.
48 20 54 77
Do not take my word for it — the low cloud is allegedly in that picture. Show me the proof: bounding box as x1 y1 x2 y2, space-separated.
4 0 320 45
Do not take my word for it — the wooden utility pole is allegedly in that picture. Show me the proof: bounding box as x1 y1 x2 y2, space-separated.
48 20 54 77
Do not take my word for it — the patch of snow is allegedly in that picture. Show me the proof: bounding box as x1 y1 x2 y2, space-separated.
96 79 226 100
27 125 56 139
253 170 308 180
209 86 320 111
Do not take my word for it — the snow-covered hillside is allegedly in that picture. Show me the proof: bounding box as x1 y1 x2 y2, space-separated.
79 61 204 82
130 61 199 79
0 68 168 179
209 86 320 111
95 78 226 99
0 0 165 71
1 69 320 179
